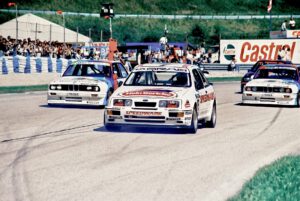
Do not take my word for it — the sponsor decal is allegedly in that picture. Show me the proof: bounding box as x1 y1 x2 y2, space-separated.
200 92 215 103
126 111 162 116
220 39 300 64
240 42 295 63
223 44 236 61
292 30 300 37
121 89 177 98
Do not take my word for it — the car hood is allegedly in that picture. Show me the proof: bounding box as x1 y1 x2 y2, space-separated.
113 86 190 99
246 79 297 87
50 76 108 85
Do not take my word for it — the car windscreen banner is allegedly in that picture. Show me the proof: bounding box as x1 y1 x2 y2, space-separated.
220 39 300 64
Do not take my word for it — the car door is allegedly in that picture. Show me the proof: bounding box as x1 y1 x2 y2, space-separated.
198 69 215 117
192 68 206 118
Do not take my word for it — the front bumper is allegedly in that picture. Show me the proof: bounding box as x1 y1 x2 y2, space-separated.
104 107 194 128
242 92 297 106
47 90 107 106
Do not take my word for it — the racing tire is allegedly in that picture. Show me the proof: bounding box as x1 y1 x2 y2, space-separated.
206 102 217 128
186 109 198 134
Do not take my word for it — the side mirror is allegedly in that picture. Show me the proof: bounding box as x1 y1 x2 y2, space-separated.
250 75 254 80
118 81 123 87
114 70 118 74
203 70 209 75
209 82 214 86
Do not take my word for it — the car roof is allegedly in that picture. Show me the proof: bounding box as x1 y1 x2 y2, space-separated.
259 64 297 70
74 59 120 64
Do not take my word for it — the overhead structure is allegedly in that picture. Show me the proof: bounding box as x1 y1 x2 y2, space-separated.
0 13 91 43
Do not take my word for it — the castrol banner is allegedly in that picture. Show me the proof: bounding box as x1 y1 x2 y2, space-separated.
220 39 300 64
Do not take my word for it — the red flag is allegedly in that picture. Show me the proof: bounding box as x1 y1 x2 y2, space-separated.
56 10 63 15
267 0 272 13
8 2 16 7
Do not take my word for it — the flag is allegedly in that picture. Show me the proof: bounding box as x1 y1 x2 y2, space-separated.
8 2 16 7
267 0 272 13
56 10 63 15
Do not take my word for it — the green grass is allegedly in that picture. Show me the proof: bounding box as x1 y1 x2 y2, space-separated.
0 77 240 94
208 77 242 82
0 85 48 94
229 156 300 201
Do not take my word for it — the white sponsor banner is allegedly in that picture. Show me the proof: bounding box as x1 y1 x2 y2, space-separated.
220 39 300 64
286 30 300 38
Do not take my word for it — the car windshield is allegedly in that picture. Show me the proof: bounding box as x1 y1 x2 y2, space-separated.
254 68 298 80
63 64 111 77
125 71 190 87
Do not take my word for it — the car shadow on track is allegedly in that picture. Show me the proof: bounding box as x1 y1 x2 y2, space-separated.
39 104 104 110
94 124 206 135
235 102 297 108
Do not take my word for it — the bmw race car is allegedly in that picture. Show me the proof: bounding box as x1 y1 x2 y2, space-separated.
242 64 300 107
104 63 217 133
241 60 291 92
48 60 128 106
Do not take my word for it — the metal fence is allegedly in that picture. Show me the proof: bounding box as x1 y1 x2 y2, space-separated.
1 9 299 20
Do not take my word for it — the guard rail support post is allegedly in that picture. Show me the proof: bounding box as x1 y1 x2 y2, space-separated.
13 56 19 73
24 56 31 73
2 57 8 74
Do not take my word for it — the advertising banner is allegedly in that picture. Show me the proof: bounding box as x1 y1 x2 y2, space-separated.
220 39 300 64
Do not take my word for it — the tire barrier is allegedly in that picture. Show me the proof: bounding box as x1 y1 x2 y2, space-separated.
56 58 63 73
1 57 8 74
48 57 53 73
13 56 20 73
35 57 42 73
24 56 31 74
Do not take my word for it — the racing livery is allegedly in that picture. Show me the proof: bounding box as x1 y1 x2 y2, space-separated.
104 63 217 133
48 60 128 106
241 60 291 92
242 64 300 107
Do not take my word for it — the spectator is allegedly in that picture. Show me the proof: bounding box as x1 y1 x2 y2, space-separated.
289 17 296 30
281 20 287 31
159 35 168 54
228 56 239 72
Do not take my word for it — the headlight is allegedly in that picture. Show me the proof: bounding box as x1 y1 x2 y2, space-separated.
285 88 292 93
86 86 92 91
56 85 62 90
252 87 257 92
279 88 285 93
113 99 132 107
159 100 179 108
94 86 100 91
245 86 252 91
50 85 56 90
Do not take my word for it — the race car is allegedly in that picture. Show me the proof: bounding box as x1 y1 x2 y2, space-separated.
242 64 300 107
241 60 292 92
104 63 217 133
48 60 128 106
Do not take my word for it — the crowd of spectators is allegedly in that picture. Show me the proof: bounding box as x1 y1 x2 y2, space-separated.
0 35 81 59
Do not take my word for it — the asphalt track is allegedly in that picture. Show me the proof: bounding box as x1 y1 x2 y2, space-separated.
0 82 300 201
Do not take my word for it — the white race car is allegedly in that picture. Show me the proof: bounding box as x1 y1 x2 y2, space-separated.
242 64 300 107
104 63 217 133
48 60 128 106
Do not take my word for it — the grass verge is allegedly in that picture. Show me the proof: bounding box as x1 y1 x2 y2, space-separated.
229 155 300 201
208 77 242 82
0 85 48 94
0 77 241 94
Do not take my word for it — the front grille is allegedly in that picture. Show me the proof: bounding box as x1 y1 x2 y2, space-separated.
50 84 99 92
135 102 156 107
255 87 282 93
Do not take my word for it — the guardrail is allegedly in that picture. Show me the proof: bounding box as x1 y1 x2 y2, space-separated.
0 56 71 75
0 56 253 75
1 9 299 20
